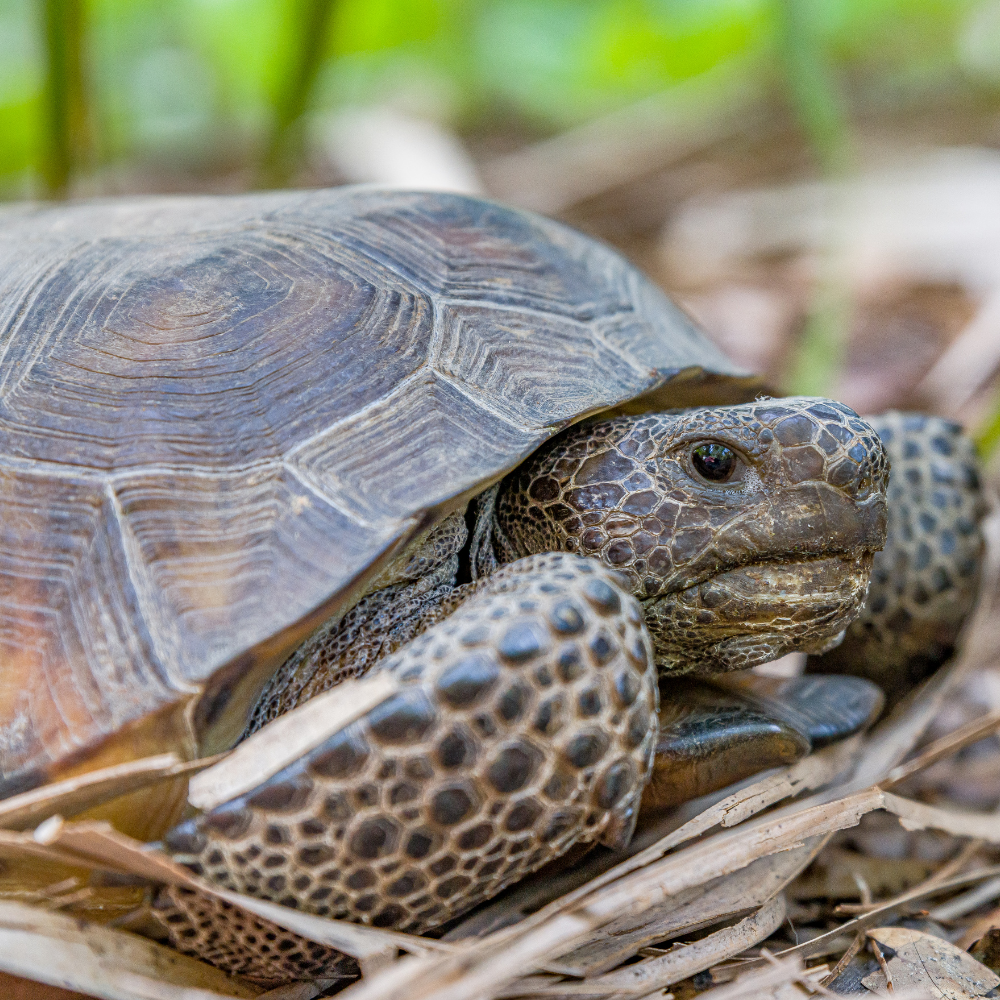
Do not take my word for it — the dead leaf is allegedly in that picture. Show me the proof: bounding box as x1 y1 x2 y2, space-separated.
520 894 787 997
545 838 825 978
861 927 1000 998
791 846 938 900
970 928 1000 974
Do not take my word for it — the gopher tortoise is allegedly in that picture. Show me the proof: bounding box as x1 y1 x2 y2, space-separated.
0 188 982 984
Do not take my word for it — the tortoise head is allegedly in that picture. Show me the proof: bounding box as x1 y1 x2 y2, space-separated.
494 396 890 673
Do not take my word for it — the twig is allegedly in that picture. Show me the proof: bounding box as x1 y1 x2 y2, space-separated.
881 711 1000 789
855 873 874 907
820 933 865 988
956 904 1000 950
760 863 1000 967
822 872 871 985
676 955 806 1000
761 947 837 998
928 875 1000 922
835 837 987 917
519 896 786 997
867 934 894 993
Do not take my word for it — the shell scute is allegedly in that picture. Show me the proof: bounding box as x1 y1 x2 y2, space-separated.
0 188 755 794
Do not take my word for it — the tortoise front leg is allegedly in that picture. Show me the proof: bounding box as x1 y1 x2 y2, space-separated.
161 553 656 971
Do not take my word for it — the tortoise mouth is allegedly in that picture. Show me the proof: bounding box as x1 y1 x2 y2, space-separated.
643 552 875 673
696 551 874 613
661 544 879 601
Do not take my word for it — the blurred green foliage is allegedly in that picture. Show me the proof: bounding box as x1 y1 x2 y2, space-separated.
0 0 989 198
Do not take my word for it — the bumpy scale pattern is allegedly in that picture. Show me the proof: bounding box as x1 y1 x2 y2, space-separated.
150 885 360 983
811 412 986 695
163 554 656 977
495 397 889 673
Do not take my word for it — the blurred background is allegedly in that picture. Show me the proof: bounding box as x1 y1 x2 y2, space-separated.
5 0 1000 456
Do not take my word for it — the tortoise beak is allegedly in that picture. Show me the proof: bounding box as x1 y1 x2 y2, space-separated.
750 481 889 563
661 481 888 595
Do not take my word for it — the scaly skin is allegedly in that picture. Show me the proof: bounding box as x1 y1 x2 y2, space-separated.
810 412 987 699
495 398 888 672
158 397 888 982
159 555 654 981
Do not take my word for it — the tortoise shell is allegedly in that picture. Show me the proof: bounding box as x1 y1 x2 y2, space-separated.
0 188 758 810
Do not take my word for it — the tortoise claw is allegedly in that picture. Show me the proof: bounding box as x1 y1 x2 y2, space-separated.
643 672 882 812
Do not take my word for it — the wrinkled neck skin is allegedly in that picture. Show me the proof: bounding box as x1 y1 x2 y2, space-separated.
493 396 890 675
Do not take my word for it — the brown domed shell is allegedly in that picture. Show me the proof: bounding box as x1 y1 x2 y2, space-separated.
0 188 758 800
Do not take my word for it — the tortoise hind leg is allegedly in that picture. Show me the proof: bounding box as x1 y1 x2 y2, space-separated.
147 885 359 984
160 553 657 974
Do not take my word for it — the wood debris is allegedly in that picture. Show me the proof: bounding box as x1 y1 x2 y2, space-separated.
0 899 262 1000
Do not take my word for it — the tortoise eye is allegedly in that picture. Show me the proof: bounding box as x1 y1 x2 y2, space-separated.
691 443 737 483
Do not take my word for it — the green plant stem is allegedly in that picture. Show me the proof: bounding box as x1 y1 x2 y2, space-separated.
786 283 851 397
974 388 1000 461
40 0 88 197
260 0 338 188
775 0 852 397
774 0 849 176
